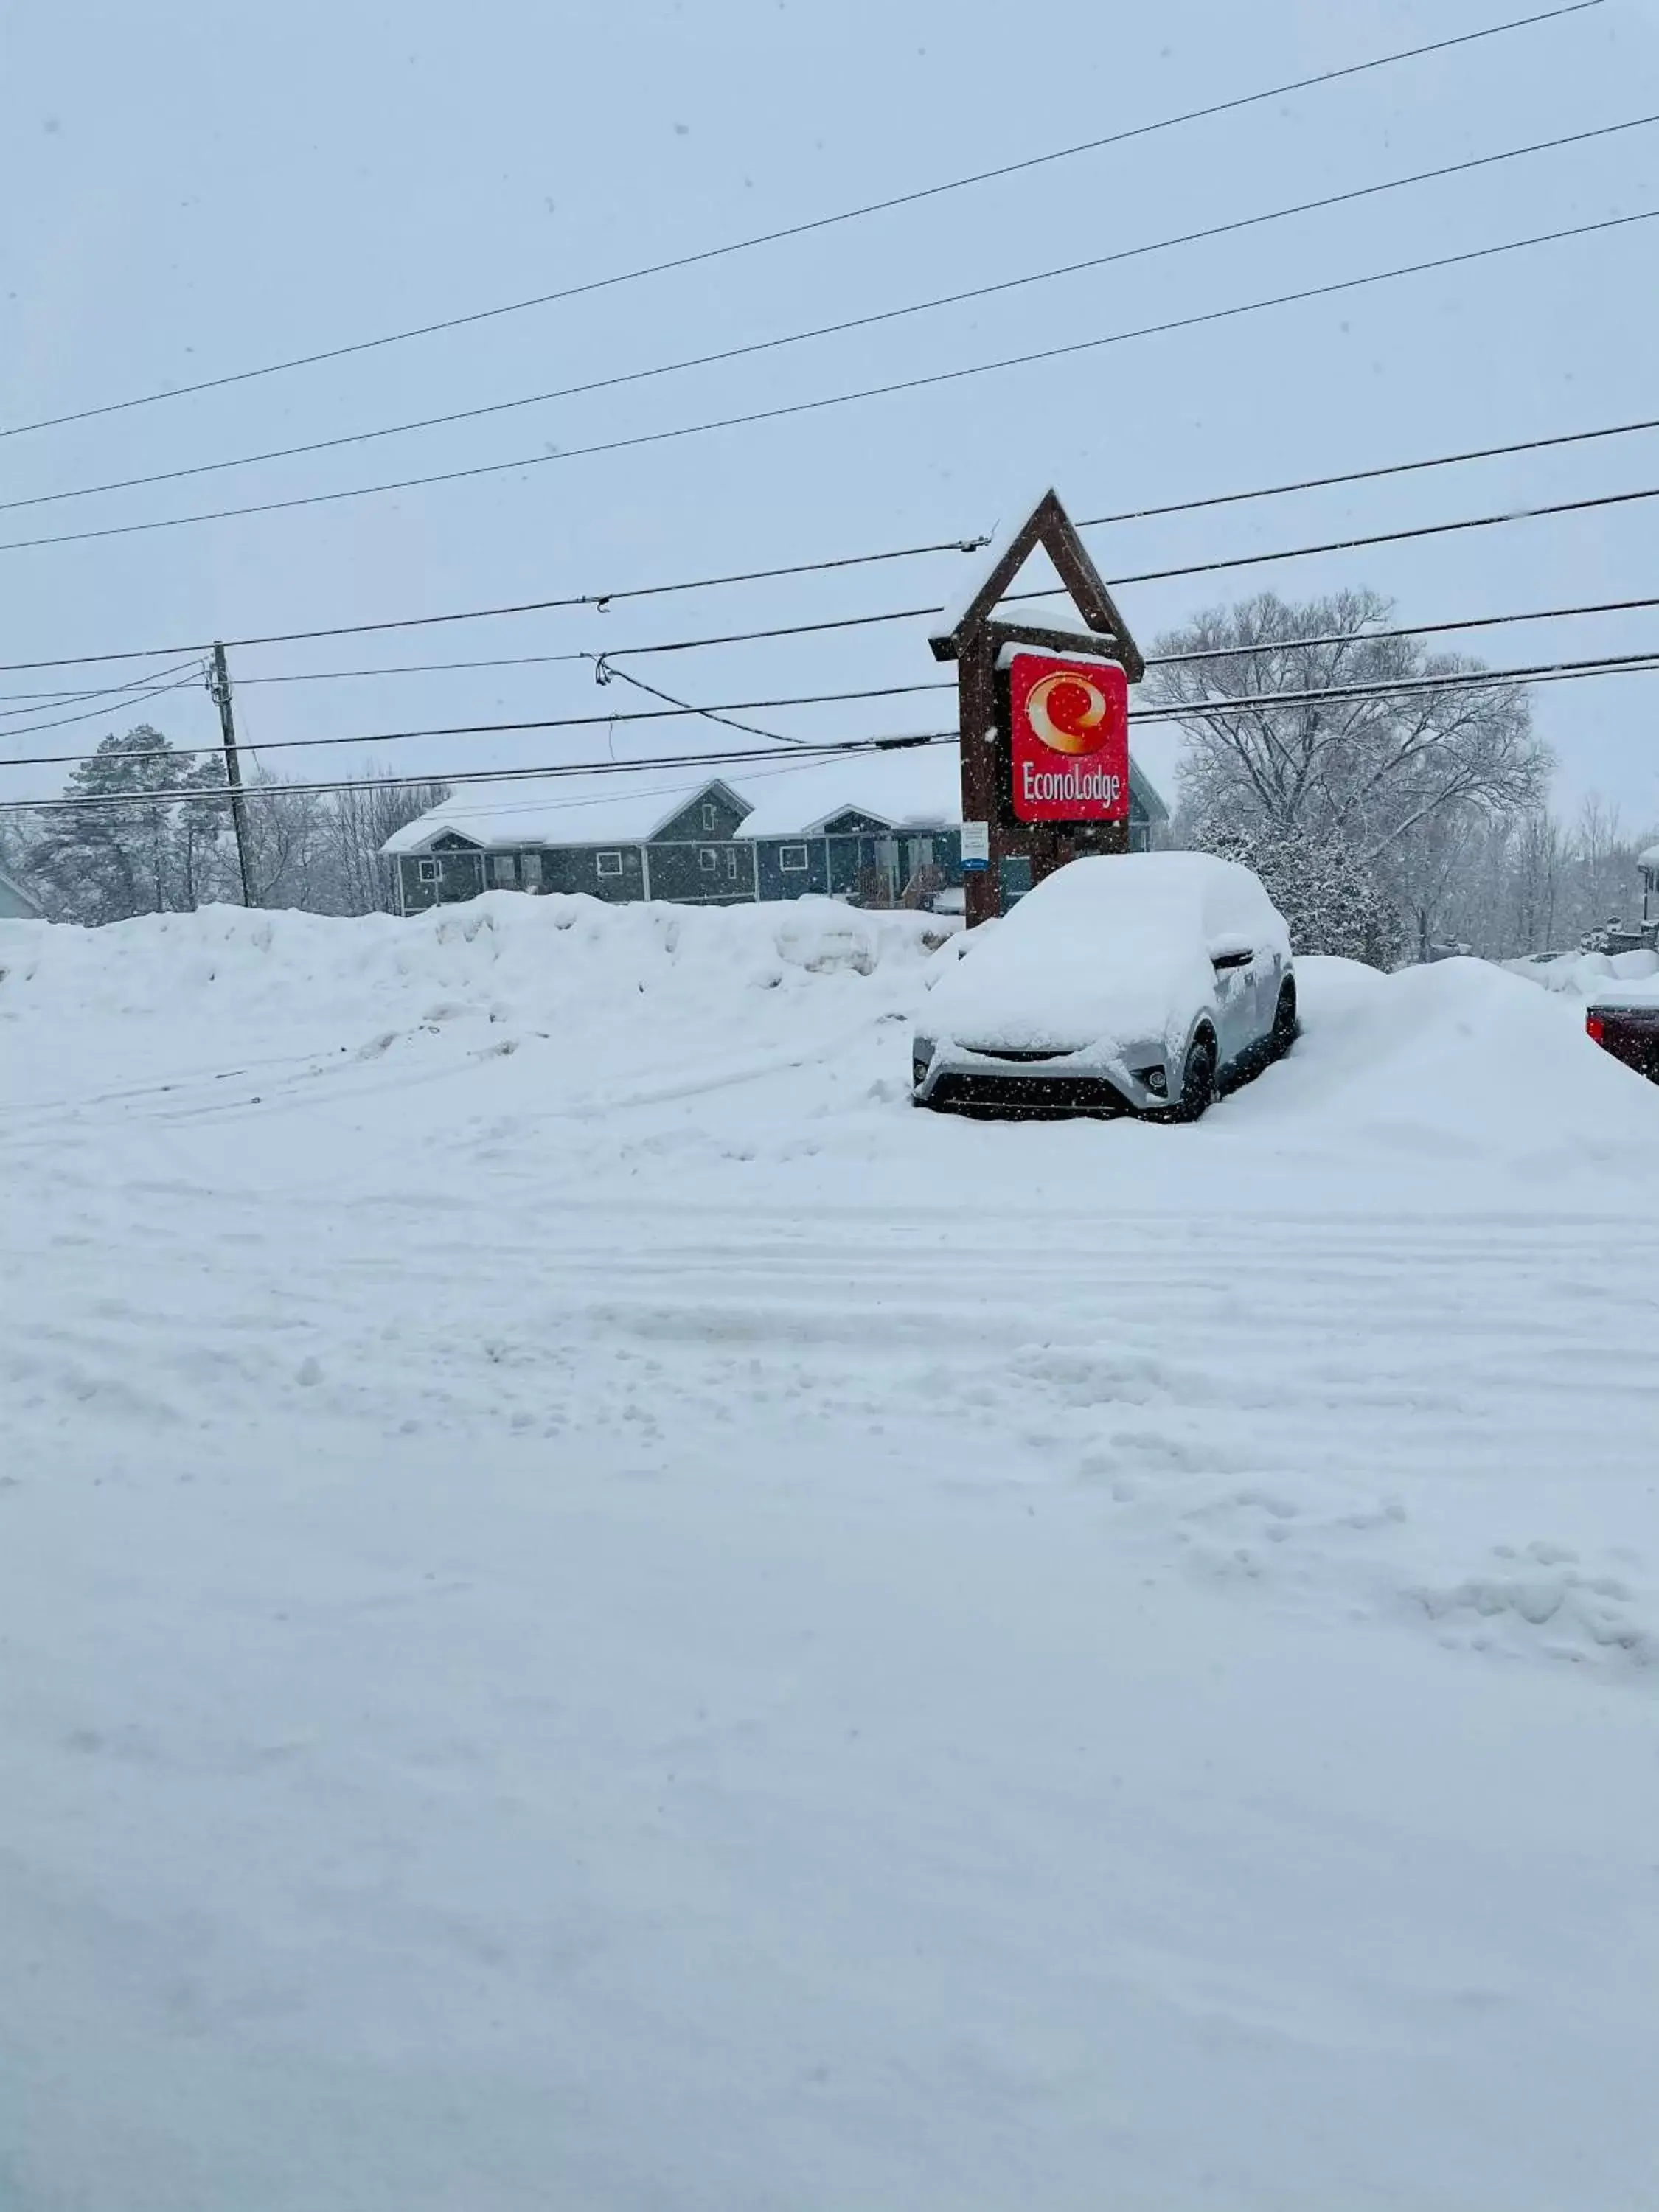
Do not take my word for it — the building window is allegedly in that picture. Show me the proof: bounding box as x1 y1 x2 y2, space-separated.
597 850 625 879
698 847 718 874
521 852 543 890
417 858 442 883
779 844 809 872
491 854 515 887
702 801 717 832
726 847 740 879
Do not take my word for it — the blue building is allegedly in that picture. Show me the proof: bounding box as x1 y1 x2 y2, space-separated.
383 749 1166 915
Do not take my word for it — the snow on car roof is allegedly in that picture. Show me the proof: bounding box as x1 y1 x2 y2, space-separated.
1006 849 1280 927
923 853 1290 1057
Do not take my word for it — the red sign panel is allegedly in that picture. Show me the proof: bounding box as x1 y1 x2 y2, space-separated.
1008 650 1129 823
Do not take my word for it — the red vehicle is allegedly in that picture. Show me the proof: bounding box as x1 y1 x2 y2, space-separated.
1586 998 1659 1084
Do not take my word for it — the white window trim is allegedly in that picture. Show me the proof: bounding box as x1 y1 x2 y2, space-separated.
596 850 625 879
417 857 442 883
697 847 718 874
779 844 810 872
701 802 718 832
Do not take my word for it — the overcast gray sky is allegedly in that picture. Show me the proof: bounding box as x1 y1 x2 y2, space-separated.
3 0 1657 824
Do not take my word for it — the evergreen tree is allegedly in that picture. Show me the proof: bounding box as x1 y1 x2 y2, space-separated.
30 727 230 925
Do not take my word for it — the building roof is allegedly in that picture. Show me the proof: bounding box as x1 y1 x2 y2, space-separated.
734 746 964 837
380 773 748 855
1639 844 1659 872
380 743 1168 855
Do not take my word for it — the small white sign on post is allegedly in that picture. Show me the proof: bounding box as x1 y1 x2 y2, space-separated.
960 821 990 871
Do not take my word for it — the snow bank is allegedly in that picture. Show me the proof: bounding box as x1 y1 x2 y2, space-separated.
0 891 950 1032
5 905 1653 1206
1503 946 1659 998
1239 953 1659 1174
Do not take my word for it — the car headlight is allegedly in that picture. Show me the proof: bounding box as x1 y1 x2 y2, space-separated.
911 1037 936 1083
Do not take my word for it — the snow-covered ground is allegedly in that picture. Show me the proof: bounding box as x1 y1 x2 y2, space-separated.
3 893 1658 2211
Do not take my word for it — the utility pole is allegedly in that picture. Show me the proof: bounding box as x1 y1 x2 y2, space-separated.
207 641 255 907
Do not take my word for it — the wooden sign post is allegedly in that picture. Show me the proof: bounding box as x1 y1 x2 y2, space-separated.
929 490 1144 928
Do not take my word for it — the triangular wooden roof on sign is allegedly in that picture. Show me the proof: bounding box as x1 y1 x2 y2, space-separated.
928 488 1144 682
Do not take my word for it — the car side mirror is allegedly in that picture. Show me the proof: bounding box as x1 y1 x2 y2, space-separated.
1209 935 1254 970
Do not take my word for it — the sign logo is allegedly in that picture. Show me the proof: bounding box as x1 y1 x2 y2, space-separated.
1008 651 1129 822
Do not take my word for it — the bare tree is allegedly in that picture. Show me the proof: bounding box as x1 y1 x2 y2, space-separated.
1151 591 1552 858
323 776 451 914
1152 591 1554 959
1507 810 1563 956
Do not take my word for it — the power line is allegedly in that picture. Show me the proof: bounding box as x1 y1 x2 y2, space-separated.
9 644 1658 793
6 405 1658 678
7 644 1659 822
0 733 958 815
1071 420 1659 536
237 649 594 685
10 590 1657 774
0 669 206 742
1132 643 1659 720
0 659 207 715
596 490 1659 662
3 204 1652 560
0 681 953 773
0 535 992 674
0 1 1602 447
15 113 1652 521
1071 481 1659 597
1149 592 1659 666
435 479 1659 670
217 590 1659 689
589 660 805 747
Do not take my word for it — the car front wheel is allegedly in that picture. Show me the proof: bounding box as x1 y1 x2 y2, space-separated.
1171 1032 1217 1122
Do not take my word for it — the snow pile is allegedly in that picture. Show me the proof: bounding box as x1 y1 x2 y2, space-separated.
1504 945 1659 998
1236 953 1659 1175
0 890 949 1034
5 900 1654 1208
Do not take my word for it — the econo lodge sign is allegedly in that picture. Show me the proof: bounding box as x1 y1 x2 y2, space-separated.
1007 650 1130 824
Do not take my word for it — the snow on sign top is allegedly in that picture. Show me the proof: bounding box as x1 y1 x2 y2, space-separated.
1638 844 1659 872
928 483 1060 645
925 486 1144 682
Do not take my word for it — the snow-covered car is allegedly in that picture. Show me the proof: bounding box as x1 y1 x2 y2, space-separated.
911 852 1295 1121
